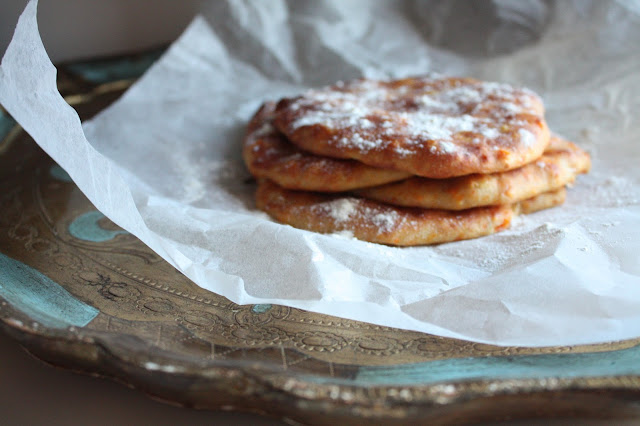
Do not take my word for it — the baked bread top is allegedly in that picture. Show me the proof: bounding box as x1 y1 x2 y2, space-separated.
243 102 410 192
274 76 549 178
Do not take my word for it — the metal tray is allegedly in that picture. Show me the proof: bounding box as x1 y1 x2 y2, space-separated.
1 52 639 424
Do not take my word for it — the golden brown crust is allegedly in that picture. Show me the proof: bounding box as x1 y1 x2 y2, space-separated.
255 179 565 246
356 136 590 210
243 102 411 192
518 187 566 215
274 76 550 178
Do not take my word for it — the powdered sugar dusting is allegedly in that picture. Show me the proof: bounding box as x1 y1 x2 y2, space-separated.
371 211 399 232
326 198 358 222
433 220 567 273
284 76 541 156
519 128 536 147
254 122 274 136
437 141 456 154
313 197 400 234
402 112 475 139
401 111 500 143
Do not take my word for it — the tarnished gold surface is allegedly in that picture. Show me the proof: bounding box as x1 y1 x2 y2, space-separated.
0 58 639 424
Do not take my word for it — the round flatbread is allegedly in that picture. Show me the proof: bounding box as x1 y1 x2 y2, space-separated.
518 186 566 215
255 179 565 246
356 136 590 210
243 102 411 192
274 75 549 178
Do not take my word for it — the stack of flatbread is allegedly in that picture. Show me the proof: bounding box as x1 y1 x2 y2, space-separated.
243 76 590 246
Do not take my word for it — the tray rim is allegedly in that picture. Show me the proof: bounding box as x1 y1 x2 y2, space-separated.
2 298 640 424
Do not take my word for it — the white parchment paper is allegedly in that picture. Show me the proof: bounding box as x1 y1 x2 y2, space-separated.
1 0 640 346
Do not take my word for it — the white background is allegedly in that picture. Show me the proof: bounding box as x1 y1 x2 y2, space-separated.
1 0 200 62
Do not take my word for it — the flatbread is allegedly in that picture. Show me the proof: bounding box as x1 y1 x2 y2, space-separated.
243 102 410 192
274 75 549 178
356 136 590 210
255 179 566 246
518 186 566 215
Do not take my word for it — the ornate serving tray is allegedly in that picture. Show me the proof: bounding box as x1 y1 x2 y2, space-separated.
1 52 639 424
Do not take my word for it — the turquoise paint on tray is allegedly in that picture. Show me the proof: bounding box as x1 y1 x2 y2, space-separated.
352 345 640 386
66 50 163 84
49 164 73 182
0 252 99 328
0 109 17 142
68 211 128 243
252 304 272 314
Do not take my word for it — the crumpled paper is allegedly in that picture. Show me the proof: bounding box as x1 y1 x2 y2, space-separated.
1 0 639 346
